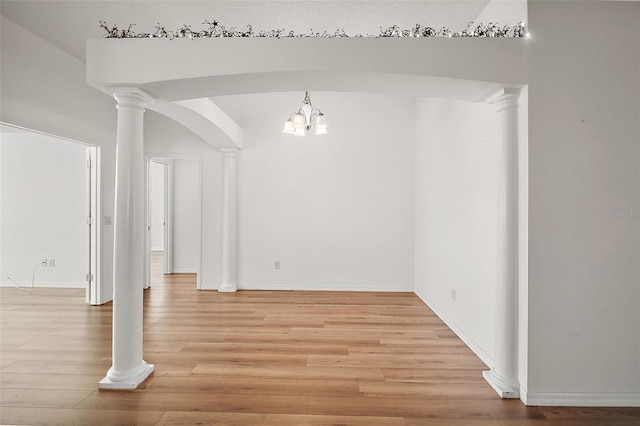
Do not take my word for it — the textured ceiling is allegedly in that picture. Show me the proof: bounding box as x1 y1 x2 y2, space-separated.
1 0 491 62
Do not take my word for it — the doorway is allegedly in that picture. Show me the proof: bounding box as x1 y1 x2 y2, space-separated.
147 160 172 285
0 123 101 304
145 155 201 289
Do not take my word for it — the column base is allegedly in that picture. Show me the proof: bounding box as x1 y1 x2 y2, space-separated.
483 370 519 399
218 283 238 293
98 361 154 390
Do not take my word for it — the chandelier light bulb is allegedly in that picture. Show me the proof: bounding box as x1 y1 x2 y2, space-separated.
282 119 295 134
292 113 306 130
315 114 328 129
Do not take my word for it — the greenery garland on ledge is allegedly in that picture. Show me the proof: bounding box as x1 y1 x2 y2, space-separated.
99 20 527 39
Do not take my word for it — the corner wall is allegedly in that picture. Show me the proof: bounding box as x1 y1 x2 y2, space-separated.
235 92 415 291
414 98 499 366
527 0 640 406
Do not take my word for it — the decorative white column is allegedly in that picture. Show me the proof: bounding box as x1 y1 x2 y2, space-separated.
219 148 239 292
483 88 520 398
99 89 154 389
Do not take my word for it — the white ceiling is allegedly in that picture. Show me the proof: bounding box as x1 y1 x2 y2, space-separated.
2 1 526 127
1 0 491 62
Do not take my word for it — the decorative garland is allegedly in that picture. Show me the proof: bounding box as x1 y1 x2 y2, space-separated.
99 20 526 39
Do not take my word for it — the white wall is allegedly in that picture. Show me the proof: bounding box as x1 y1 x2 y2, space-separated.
1 15 221 299
171 158 200 273
234 92 415 291
0 128 88 288
414 98 499 365
526 0 640 406
150 161 165 251
1 15 117 303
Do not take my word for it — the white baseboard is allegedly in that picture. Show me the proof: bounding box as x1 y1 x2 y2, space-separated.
414 288 493 368
239 283 413 292
524 392 640 407
199 282 218 290
0 280 85 289
197 282 413 292
171 268 196 273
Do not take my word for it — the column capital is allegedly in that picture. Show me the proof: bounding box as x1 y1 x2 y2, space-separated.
492 88 520 113
485 87 520 108
108 87 154 111
220 148 239 158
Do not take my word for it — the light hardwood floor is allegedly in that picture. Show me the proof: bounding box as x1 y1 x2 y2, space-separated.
1 253 639 425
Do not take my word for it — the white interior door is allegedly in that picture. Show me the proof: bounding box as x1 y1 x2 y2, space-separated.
86 146 100 304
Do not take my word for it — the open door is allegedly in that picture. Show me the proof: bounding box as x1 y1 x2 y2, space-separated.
145 158 173 288
86 146 100 304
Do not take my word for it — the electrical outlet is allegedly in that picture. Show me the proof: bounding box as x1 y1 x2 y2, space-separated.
105 216 112 225
49 258 55 267
451 288 456 301
42 258 47 267
275 261 281 270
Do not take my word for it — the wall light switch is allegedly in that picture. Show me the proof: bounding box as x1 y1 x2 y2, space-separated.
275 261 281 270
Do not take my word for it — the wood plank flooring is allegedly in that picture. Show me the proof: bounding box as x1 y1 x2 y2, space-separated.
2 253 639 425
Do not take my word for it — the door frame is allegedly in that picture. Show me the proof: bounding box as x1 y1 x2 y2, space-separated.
0 122 102 304
144 154 202 289
86 145 101 304
145 158 173 288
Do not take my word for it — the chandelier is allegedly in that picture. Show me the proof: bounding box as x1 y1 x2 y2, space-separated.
282 91 328 136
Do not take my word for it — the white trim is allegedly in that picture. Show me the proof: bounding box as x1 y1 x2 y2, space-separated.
218 283 238 293
524 392 640 407
414 288 494 368
520 386 528 405
199 282 414 292
1 280 86 289
483 370 519 399
86 145 101 305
